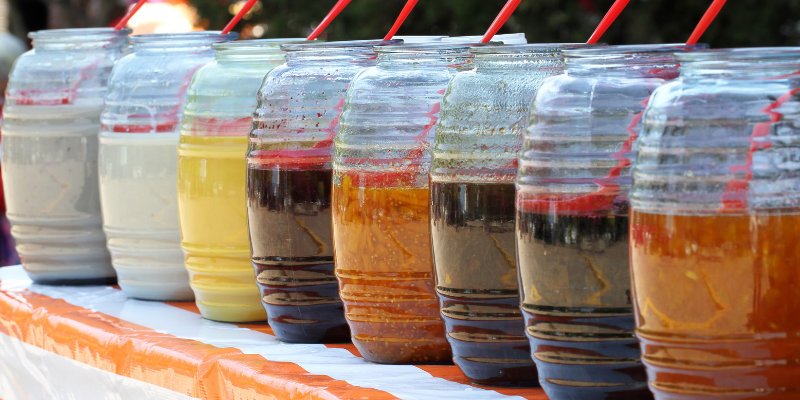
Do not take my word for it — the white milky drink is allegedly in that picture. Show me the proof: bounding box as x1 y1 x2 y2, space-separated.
0 28 130 283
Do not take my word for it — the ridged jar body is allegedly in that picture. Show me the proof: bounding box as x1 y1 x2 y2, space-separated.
332 44 473 364
516 44 705 399
1 28 129 284
178 39 302 322
99 32 235 301
631 49 800 400
431 44 587 386
247 40 397 341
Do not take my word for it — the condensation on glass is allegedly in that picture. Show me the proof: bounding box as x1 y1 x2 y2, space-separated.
631 48 800 400
1 28 129 284
516 44 706 399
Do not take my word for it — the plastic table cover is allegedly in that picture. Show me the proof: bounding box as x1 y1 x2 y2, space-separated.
0 265 549 400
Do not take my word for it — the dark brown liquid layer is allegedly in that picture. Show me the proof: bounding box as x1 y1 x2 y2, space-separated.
431 181 538 387
246 167 349 343
516 211 651 399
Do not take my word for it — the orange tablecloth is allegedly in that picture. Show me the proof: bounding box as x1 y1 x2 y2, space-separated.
0 266 548 400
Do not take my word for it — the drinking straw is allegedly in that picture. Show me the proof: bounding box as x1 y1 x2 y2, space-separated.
480 0 522 43
222 0 259 34
384 0 419 40
586 0 630 44
114 0 148 30
307 0 353 40
686 0 727 45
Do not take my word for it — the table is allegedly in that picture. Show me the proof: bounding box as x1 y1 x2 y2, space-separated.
0 265 548 400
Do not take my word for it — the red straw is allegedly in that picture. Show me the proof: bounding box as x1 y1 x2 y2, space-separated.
222 0 259 35
587 0 630 44
480 0 522 43
686 0 727 45
114 0 148 30
384 0 419 40
307 0 353 40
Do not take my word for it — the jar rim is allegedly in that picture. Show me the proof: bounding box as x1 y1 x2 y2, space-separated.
29 27 131 41
470 43 598 54
212 38 309 51
563 43 708 57
281 39 401 51
675 47 800 62
131 31 237 44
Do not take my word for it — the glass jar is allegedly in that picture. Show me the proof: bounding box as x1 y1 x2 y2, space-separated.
332 43 474 364
516 44 706 399
1 28 130 284
431 43 591 386
443 33 527 44
177 38 311 323
247 40 398 342
99 32 235 301
631 48 800 400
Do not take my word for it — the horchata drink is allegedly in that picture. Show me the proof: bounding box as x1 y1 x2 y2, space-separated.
179 39 304 322
516 44 706 399
247 40 399 341
1 28 129 284
631 48 800 400
99 32 235 301
430 43 592 386
333 43 474 364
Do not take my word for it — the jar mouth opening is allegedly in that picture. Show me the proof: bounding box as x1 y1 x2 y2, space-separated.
374 43 474 54
675 47 800 62
213 38 309 51
563 43 709 58
29 27 131 41
281 39 400 52
471 43 598 54
131 31 237 44
443 33 527 44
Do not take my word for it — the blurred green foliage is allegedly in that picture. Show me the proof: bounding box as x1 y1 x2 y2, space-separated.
191 0 800 48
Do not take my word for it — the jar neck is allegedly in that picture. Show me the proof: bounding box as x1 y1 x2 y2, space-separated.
30 28 130 51
376 48 473 70
677 49 800 80
285 48 379 66
213 39 305 64
474 52 563 72
564 44 706 79
131 32 237 54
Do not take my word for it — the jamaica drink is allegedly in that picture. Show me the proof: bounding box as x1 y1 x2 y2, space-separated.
246 167 349 343
516 205 650 399
431 181 538 386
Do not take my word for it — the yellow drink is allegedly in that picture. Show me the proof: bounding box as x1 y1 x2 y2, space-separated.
177 135 267 322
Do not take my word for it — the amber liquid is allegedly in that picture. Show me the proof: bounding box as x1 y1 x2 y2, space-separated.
431 181 538 386
247 168 349 343
332 174 451 364
517 211 651 399
631 210 800 400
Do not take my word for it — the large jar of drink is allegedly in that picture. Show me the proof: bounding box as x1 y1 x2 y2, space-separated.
1 28 129 284
100 32 235 301
247 40 398 342
178 39 308 322
516 44 705 399
333 43 474 364
631 48 800 400
431 43 589 386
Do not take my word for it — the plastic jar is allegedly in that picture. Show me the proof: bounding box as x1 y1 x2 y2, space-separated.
631 48 800 400
247 40 399 341
516 44 706 399
431 43 591 386
99 32 235 301
332 43 474 364
1 28 129 284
